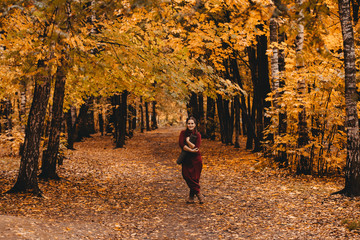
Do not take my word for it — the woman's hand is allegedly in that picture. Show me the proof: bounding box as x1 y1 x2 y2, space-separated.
192 148 199 153
183 145 199 153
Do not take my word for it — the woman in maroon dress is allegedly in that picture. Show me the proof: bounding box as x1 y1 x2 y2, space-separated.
178 117 204 204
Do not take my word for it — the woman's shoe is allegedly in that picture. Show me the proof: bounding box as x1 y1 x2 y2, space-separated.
196 193 204 204
186 196 195 204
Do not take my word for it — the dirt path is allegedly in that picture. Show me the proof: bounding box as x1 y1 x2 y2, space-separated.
1 127 360 239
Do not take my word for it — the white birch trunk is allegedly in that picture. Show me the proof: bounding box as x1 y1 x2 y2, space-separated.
270 18 279 95
295 0 310 174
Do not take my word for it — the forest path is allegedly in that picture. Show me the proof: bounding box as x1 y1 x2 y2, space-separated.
0 127 360 239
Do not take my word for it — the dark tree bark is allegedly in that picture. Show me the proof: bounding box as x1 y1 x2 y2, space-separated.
99 111 104 136
239 96 259 150
216 95 234 145
128 104 136 138
205 96 216 140
115 91 128 148
246 29 271 152
131 104 137 131
39 60 67 180
230 57 244 148
76 102 91 141
241 97 247 136
216 94 225 143
151 100 158 130
111 94 120 143
187 92 199 119
351 0 360 24
337 0 360 196
234 96 241 148
7 73 51 195
65 106 76 150
247 46 257 150
198 94 206 137
1 98 13 132
87 101 96 135
140 97 145 133
256 30 271 151
246 94 254 149
145 101 150 131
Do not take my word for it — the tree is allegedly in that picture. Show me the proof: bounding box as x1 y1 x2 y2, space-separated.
151 100 158 130
337 0 360 196
39 0 72 179
295 0 311 175
8 67 52 194
39 57 68 180
205 96 216 140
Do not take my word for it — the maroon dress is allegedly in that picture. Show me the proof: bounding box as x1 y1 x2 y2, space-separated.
178 130 202 197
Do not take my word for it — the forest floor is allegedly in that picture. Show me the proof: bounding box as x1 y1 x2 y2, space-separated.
1 127 360 239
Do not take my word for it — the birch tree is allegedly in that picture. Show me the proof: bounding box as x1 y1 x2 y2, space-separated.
295 0 310 175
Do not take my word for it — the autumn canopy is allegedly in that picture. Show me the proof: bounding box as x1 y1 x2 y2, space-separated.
0 0 360 196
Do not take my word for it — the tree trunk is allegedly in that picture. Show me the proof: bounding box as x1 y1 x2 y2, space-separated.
270 17 280 157
39 61 67 180
247 46 257 150
234 96 241 148
65 105 76 150
140 97 145 133
128 104 135 138
277 31 288 166
239 96 259 150
76 102 91 141
112 95 120 144
270 18 280 95
295 0 311 175
351 0 360 24
187 92 199 119
131 104 137 131
338 0 360 196
216 94 225 143
229 57 243 148
151 100 158 130
145 101 150 131
3 98 13 131
246 94 254 149
216 95 233 145
19 81 27 133
7 74 51 195
256 29 271 152
230 57 247 137
205 96 216 140
198 94 206 137
99 111 104 136
115 91 128 148
87 102 95 135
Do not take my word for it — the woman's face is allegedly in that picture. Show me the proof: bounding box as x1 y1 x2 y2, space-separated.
187 119 196 131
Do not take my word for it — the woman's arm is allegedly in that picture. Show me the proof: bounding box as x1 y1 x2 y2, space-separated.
186 137 196 149
183 145 199 153
179 131 185 149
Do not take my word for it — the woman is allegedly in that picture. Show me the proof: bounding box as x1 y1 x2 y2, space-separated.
178 116 204 204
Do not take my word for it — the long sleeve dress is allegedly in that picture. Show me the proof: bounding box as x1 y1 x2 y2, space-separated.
178 130 203 196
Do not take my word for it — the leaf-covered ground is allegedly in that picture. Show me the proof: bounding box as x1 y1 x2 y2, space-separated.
1 127 360 239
